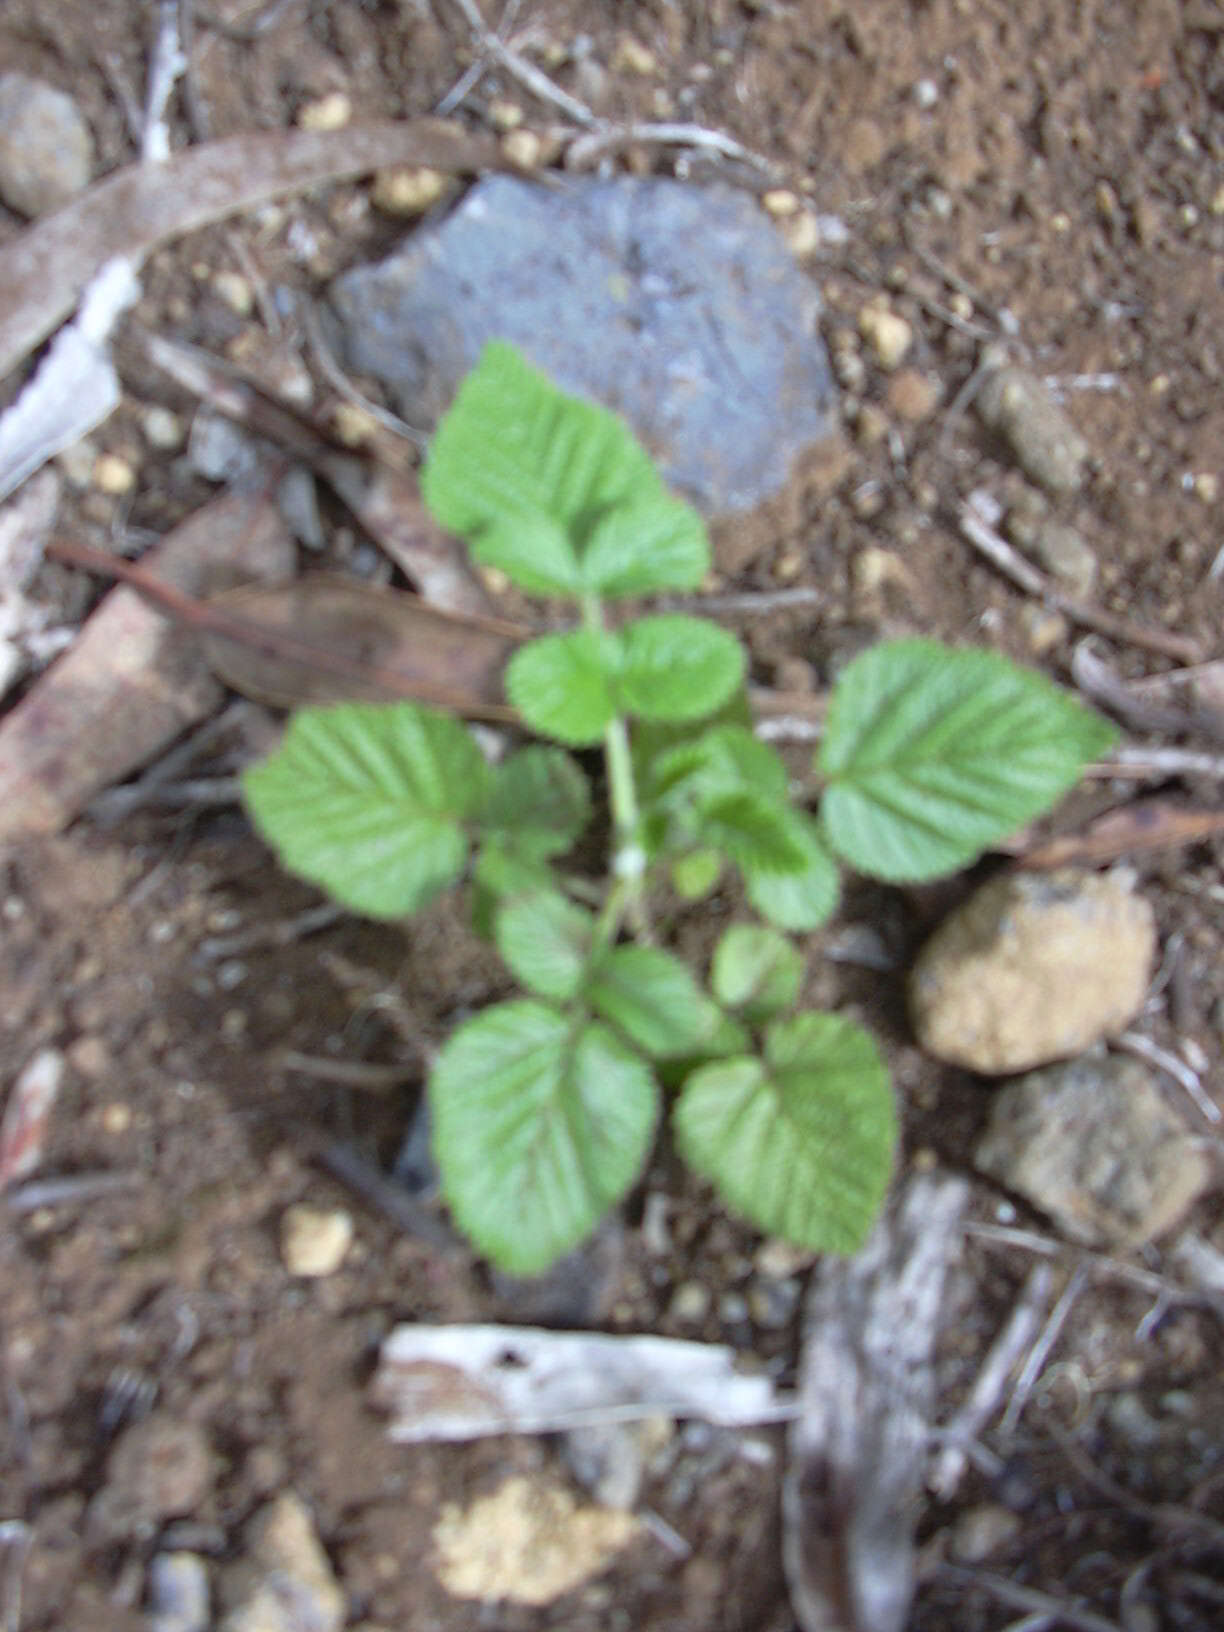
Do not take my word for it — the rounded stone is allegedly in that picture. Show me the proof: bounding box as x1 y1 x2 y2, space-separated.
0 73 93 217
909 869 1156 1075
280 1204 354 1277
327 175 837 518
974 1055 1213 1247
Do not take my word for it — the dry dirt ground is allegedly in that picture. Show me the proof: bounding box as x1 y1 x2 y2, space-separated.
2 2 1224 1629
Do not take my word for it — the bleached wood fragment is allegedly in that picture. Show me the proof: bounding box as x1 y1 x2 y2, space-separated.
783 1171 969 1632
372 1324 795 1440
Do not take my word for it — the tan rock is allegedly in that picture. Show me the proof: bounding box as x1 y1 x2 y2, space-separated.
280 1204 353 1277
221 1492 344 1632
432 1476 639 1605
909 869 1156 1074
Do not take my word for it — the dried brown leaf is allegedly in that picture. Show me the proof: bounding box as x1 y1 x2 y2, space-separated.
201 575 524 716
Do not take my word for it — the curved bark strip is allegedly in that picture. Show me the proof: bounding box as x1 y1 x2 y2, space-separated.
0 120 501 382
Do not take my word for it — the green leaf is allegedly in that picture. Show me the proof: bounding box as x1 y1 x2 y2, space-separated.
646 724 789 807
421 341 707 599
430 1000 659 1274
712 925 803 1022
617 616 746 723
494 891 594 1000
693 789 808 873
505 629 619 745
743 810 840 931
482 746 592 857
674 1013 896 1253
579 496 709 598
588 945 721 1058
243 702 488 919
670 847 724 901
819 639 1119 882
470 840 556 939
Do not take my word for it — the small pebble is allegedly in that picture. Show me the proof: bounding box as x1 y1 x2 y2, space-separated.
854 403 890 445
331 402 380 446
858 304 913 370
281 1204 354 1277
67 1034 111 1077
101 1102 132 1135
753 1238 815 1279
90 1417 216 1542
296 91 351 132
220 1492 344 1632
975 1055 1213 1248
746 1278 800 1329
141 406 186 451
976 363 1088 494
761 188 800 218
501 129 543 168
1029 520 1098 599
56 438 97 490
487 98 524 132
612 36 658 75
886 368 939 421
668 1281 711 1323
0 73 94 217
778 210 822 258
948 1503 1020 1563
718 1291 749 1326
212 271 254 317
92 453 137 495
1018 603 1069 655
913 77 939 109
370 165 448 215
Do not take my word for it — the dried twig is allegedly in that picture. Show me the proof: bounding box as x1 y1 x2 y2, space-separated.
935 1564 1125 1632
1104 745 1224 779
4 1170 143 1212
300 305 424 444
958 494 1203 664
193 0 302 40
1071 642 1205 737
315 1141 456 1248
1045 1419 1224 1548
566 121 780 176
277 1052 418 1091
444 0 600 127
930 1262 1054 1499
966 1223 1224 1323
999 1261 1090 1435
1115 1030 1221 1125
198 901 344 960
143 0 187 163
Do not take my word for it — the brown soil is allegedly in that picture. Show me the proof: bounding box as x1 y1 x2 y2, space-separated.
2 2 1223 1629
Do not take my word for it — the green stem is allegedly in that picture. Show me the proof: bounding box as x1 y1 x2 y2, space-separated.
582 594 648 942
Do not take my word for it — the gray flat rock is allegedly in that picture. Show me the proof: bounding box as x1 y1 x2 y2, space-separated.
974 1055 1213 1248
327 175 837 516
